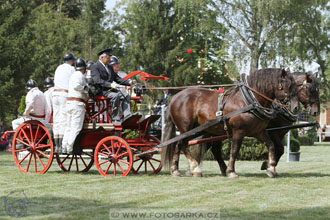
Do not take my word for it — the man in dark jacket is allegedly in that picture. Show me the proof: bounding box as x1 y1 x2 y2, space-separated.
91 48 133 124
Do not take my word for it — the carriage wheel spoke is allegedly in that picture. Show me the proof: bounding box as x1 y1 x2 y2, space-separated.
148 160 156 171
103 144 112 154
118 159 129 165
136 160 144 172
36 152 45 169
15 138 30 147
21 129 32 146
19 152 31 164
134 158 142 163
117 162 125 173
34 152 38 172
113 163 117 176
29 125 34 145
61 155 69 164
115 144 122 156
79 155 88 168
36 149 50 159
98 152 109 157
99 159 110 166
150 158 161 163
105 161 113 174
75 155 79 172
33 125 40 144
15 148 30 152
111 140 115 154
117 151 128 158
35 133 47 146
36 144 51 149
68 155 74 171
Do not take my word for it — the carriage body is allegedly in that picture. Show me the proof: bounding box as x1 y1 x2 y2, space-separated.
11 84 162 176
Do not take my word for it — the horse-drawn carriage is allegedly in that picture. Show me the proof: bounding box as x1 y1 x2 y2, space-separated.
11 71 167 176
10 68 320 178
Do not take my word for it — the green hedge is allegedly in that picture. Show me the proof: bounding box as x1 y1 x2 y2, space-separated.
202 138 268 161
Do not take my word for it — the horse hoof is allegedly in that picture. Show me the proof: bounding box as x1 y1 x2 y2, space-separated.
193 172 202 177
260 161 268 170
221 172 227 177
266 168 277 178
185 169 193 176
227 172 239 178
172 170 182 177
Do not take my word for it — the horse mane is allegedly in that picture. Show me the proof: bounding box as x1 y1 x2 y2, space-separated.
292 71 318 92
247 68 285 95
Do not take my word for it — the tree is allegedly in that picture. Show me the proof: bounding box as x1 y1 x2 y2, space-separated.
81 0 106 60
116 0 230 86
210 0 316 73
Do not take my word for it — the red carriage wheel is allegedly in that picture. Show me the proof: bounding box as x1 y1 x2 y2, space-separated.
131 136 162 175
55 150 94 172
12 120 54 174
94 136 133 177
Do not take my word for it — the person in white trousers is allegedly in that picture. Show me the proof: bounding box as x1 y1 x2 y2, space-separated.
12 79 46 130
62 58 88 154
52 52 76 153
43 77 54 123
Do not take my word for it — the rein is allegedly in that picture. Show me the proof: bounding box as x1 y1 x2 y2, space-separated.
244 85 288 108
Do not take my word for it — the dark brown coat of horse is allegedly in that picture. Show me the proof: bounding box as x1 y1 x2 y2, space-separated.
161 68 295 178
195 72 320 176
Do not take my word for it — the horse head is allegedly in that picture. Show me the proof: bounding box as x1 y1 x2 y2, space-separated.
274 69 295 105
293 72 320 116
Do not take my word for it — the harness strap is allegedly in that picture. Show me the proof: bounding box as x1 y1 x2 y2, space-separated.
155 104 255 149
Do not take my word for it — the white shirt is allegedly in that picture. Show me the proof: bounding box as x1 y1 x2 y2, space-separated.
24 87 46 116
54 63 75 96
44 87 54 122
68 71 88 100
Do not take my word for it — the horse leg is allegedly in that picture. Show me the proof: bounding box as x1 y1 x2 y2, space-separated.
182 147 202 177
170 142 182 177
261 133 285 174
226 130 244 178
210 141 227 176
257 131 278 178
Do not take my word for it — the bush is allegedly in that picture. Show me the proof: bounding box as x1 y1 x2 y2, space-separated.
203 138 268 161
289 137 300 152
297 136 313 146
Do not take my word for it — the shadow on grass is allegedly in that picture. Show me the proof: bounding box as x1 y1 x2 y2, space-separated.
0 195 139 219
1 194 330 220
200 172 330 178
220 207 330 220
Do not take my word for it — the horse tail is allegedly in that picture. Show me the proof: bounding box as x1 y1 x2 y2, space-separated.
161 109 176 169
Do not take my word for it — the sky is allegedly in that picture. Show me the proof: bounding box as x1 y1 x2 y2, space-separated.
106 0 117 11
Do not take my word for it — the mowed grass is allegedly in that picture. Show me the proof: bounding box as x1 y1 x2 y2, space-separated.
1 144 330 220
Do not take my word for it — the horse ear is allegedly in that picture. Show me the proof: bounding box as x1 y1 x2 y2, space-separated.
281 69 287 78
314 72 318 78
305 72 313 83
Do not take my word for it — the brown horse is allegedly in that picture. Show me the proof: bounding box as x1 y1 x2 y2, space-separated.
195 72 320 176
260 72 320 169
161 68 295 178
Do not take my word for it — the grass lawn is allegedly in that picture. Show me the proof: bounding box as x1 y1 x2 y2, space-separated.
1 144 330 219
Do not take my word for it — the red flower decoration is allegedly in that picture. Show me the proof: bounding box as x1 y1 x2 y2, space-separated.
217 88 224 93
187 49 192 54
